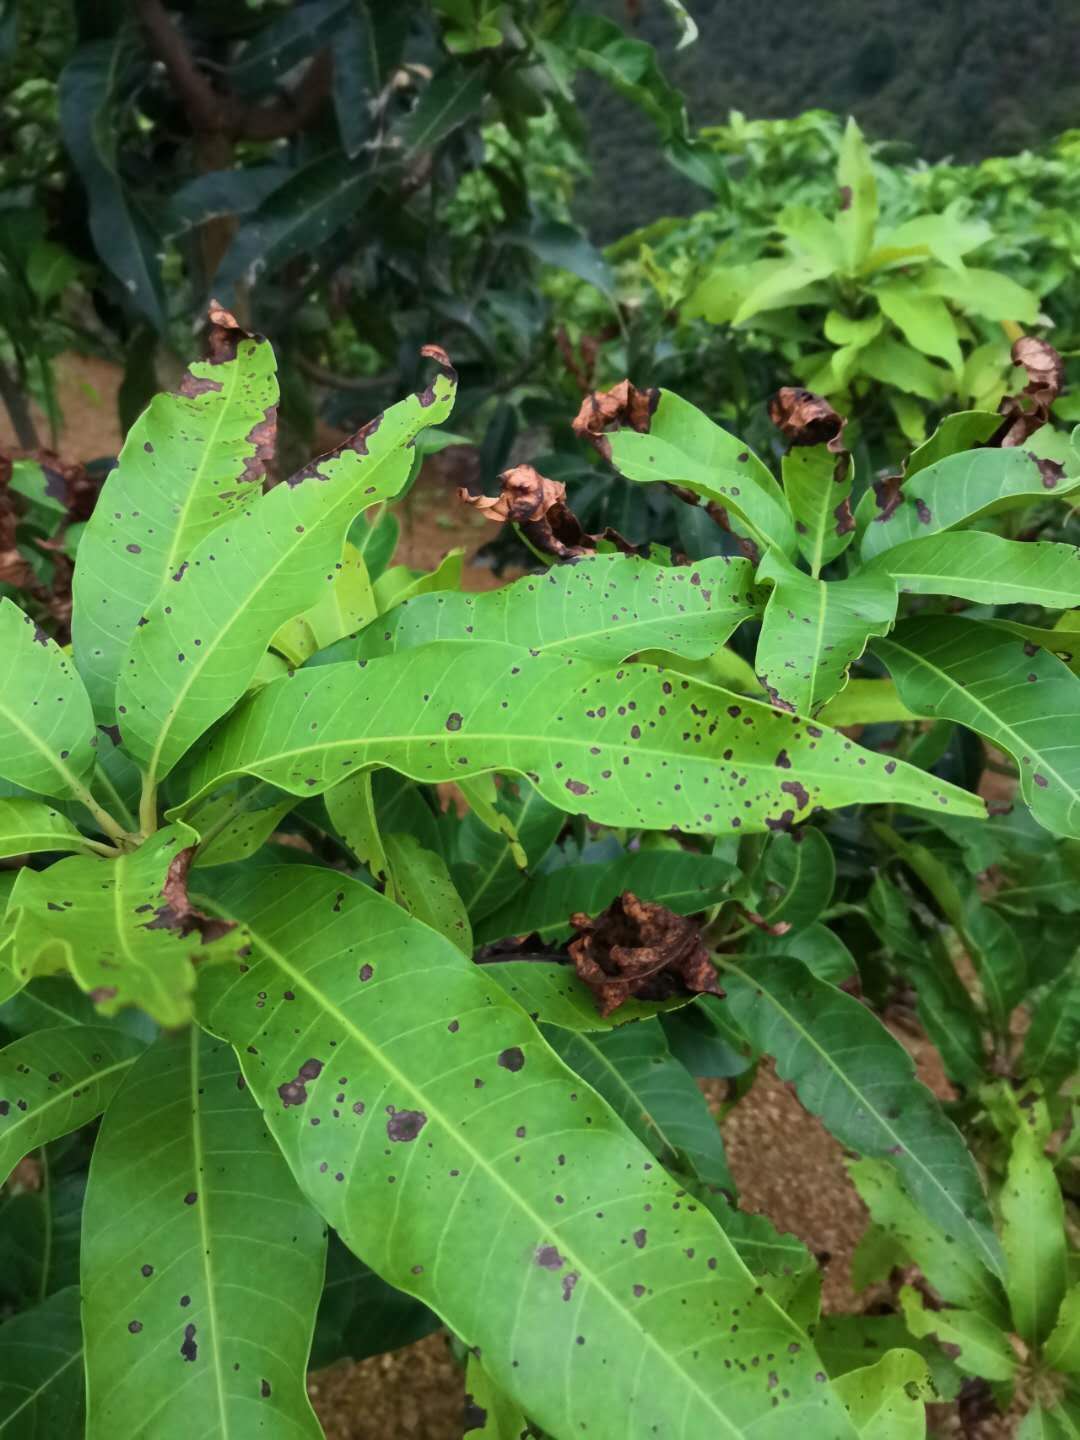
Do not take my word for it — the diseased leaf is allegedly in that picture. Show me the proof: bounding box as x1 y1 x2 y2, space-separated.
815 1314 962 1399
356 553 760 663
835 117 877 274
0 1286 84 1436
833 1348 933 1440
177 644 985 835
718 956 1003 1278
865 532 1080 608
0 1026 145 1184
876 616 1080 837
115 354 456 787
782 440 856 575
463 1354 529 1438
899 1285 1016 1382
754 550 897 716
71 306 278 722
480 961 696 1033
195 865 857 1439
82 1028 325 1439
0 798 104 859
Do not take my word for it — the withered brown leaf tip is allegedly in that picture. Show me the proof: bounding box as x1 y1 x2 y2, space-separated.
568 891 722 1018
993 336 1064 448
768 387 847 452
571 380 659 461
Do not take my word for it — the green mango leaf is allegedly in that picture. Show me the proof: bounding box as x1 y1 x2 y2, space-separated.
480 960 696 1033
605 390 797 560
782 442 856 575
1044 1284 1080 1374
1001 1090 1068 1346
0 798 106 859
776 204 845 269
82 1028 325 1439
116 355 456 791
474 851 736 945
745 922 855 985
1023 960 1080 1090
188 784 296 868
372 549 464 614
899 1285 1016 1381
8 824 244 1026
0 598 98 804
324 767 392 889
684 259 820 325
835 117 878 274
869 213 991 273
833 1349 934 1440
718 956 1003 1278
754 550 897 716
865 532 1080 608
356 553 760 663
464 1354 529 1437
195 864 858 1438
922 265 1040 324
756 828 835 935
824 310 883 348
848 1159 1007 1323
0 1286 84 1436
903 411 1001 476
71 312 278 722
273 541 378 665
816 679 920 726
544 1019 735 1194
733 255 837 327
875 281 963 373
876 616 1080 836
857 335 948 401
1019 1405 1076 1440
859 446 1080 563
383 831 473 954
400 61 490 153
815 1314 962 1398
177 644 986 834
451 782 565 922
704 1198 812 1283
0 1026 145 1184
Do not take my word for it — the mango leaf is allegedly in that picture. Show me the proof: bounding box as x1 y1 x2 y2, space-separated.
1044 1284 1080 1375
898 1286 1016 1382
544 1019 735 1194
0 798 105 860
82 1028 325 1439
71 314 278 722
176 644 986 834
474 851 736 945
814 1314 962 1398
848 1159 1007 1324
782 442 855 575
833 1349 934 1440
857 336 947 401
875 282 962 374
835 117 877 274
876 616 1080 837
115 356 456 789
8 824 244 1026
718 956 1003 1278
451 782 565 922
817 679 919 727
746 922 854 985
922 266 1040 324
0 1026 145 1184
195 864 858 1438
1019 1405 1076 1440
356 553 760 662
273 539 378 665
372 549 464 614
382 832 473 954
756 828 835 935
865 532 1080 608
0 598 97 803
188 784 296 868
754 551 897 716
400 61 490 153
1001 1090 1068 1346
733 256 837 327
1023 961 1080 1090
0 1286 84 1436
869 213 990 273
605 390 797 560
859 446 1080 563
464 1355 529 1438
480 960 695 1033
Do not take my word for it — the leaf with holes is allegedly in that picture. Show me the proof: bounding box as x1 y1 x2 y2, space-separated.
114 354 456 789
717 955 1003 1279
71 310 278 722
875 616 1080 836
195 864 858 1439
81 1028 325 1438
176 644 984 835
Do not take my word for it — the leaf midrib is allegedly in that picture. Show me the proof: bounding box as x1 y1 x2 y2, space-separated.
188 1027 231 1434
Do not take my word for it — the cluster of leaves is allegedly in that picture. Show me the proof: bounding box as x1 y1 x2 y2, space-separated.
0 297 1078 1435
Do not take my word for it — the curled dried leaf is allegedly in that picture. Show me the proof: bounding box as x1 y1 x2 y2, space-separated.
571 379 659 461
992 336 1064 448
459 464 639 562
145 848 236 944
568 891 722 1017
768 387 847 453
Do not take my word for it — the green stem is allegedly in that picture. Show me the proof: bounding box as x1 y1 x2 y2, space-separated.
93 763 138 832
69 780 138 849
138 777 159 839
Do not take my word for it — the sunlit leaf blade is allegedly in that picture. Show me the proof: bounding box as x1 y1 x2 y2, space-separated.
847 1160 1007 1324
1000 1092 1067 1346
833 1349 933 1440
863 532 1080 608
0 798 103 860
481 960 695 1032
195 864 858 1439
8 825 244 1026
782 442 855 574
82 1028 326 1439
177 644 984 834
0 1026 145 1183
0 598 97 802
71 314 278 721
605 390 797 559
475 851 736 945
0 1286 84 1436
754 551 896 715
544 1019 735 1194
357 553 760 662
115 358 457 785
859 446 1080 562
718 956 1003 1278
876 616 1080 836
899 1286 1015 1381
